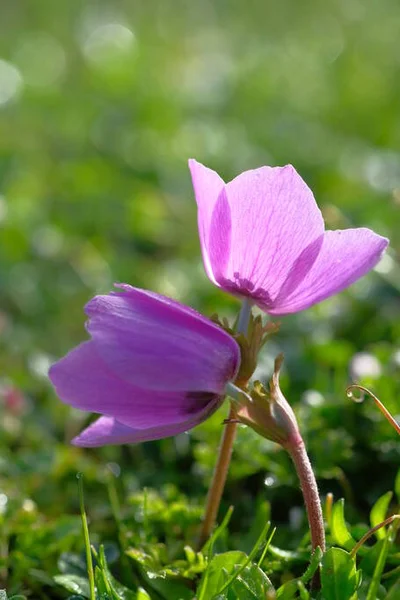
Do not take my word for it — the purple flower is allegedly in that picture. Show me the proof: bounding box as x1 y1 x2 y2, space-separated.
189 160 389 315
49 284 240 447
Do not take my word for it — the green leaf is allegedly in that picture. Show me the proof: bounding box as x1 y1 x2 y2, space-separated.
230 562 274 599
387 580 400 600
297 580 310 600
359 538 387 578
370 491 393 539
276 580 299 599
394 468 400 504
94 565 112 598
136 589 151 600
197 551 246 599
300 546 323 584
127 548 193 600
97 545 137 600
58 552 88 576
330 499 356 551
54 574 90 597
321 547 358 600
366 530 391 600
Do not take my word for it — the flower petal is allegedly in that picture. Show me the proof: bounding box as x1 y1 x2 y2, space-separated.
267 229 389 314
188 159 226 284
72 411 213 447
85 285 240 393
216 165 325 304
49 341 222 429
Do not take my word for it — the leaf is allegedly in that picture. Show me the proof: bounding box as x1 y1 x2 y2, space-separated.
197 551 246 599
97 545 137 600
54 574 90 597
394 468 400 504
127 548 193 600
297 581 310 600
370 491 393 539
320 547 358 600
94 565 112 598
359 538 387 578
58 552 88 576
330 499 356 551
136 589 151 600
230 562 274 599
366 530 391 600
387 580 400 600
300 546 323 584
276 580 299 599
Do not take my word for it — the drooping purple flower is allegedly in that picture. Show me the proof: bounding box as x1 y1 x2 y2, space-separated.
49 284 240 447
189 160 389 315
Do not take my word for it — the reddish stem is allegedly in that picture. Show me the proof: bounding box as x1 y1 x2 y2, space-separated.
197 406 238 549
285 438 326 553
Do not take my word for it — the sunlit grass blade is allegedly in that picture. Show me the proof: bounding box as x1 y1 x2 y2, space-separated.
197 506 234 600
214 519 272 597
366 527 391 600
77 472 96 600
201 505 234 560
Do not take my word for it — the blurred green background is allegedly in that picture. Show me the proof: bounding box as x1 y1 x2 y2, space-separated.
0 0 399 595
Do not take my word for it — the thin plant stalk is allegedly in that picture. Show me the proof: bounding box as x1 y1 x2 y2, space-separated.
346 384 400 435
350 514 400 558
77 473 96 600
197 408 239 548
198 299 253 548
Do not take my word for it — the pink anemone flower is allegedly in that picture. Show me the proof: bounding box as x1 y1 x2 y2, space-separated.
189 160 388 315
49 285 240 447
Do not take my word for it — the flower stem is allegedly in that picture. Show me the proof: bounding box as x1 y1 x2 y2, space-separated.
198 299 253 548
197 405 238 548
285 438 326 553
236 297 253 335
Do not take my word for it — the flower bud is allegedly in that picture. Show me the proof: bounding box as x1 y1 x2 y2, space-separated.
235 354 302 448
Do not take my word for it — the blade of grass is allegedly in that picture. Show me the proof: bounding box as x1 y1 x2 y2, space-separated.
366 527 391 600
77 473 96 600
257 526 276 568
198 506 234 600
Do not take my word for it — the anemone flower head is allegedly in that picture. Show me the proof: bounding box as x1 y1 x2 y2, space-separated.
189 160 389 315
49 284 240 447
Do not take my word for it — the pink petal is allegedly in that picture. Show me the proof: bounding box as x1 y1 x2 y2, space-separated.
215 165 325 304
85 285 239 394
188 159 225 284
49 341 221 429
72 412 214 447
267 229 389 315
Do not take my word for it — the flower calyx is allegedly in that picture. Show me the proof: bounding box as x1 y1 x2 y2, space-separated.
234 354 302 448
211 312 280 385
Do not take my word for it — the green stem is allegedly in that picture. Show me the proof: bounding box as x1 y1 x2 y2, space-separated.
77 473 96 600
236 297 253 336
